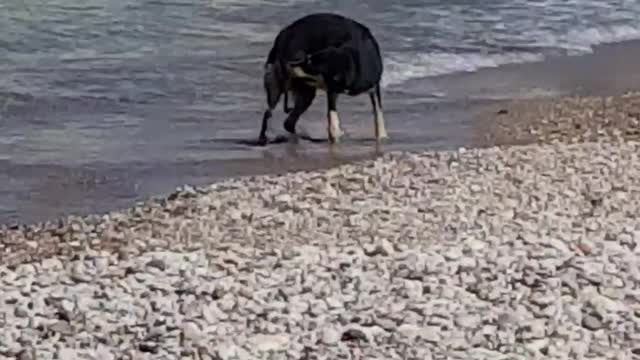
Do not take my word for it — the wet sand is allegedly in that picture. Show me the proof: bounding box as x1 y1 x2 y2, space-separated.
3 39 640 225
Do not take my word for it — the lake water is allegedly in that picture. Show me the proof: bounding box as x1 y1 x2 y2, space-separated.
2 0 640 224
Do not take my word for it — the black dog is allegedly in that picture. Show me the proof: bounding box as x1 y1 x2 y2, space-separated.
257 13 388 145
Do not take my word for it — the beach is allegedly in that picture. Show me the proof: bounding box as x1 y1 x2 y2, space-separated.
2 91 640 359
4 1 640 358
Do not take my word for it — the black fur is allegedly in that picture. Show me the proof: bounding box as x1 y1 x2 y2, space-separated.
258 13 386 145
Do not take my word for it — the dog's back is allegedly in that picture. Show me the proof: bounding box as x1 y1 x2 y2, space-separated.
265 13 383 82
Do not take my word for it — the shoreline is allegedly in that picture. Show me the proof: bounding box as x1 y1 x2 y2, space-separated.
3 89 640 228
2 88 640 242
6 39 640 225
5 88 640 228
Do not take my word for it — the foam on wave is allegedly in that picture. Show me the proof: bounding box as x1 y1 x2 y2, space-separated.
382 24 640 87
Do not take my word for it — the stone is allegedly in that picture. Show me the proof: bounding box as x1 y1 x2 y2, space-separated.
582 314 604 331
182 321 203 341
397 325 441 343
547 238 571 254
525 338 550 354
14 306 29 318
443 247 463 261
146 259 166 271
454 314 481 329
321 327 341 345
340 328 368 343
213 343 239 360
250 334 289 353
56 348 79 359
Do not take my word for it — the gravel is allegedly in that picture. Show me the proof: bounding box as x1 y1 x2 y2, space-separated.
2 139 640 359
475 92 640 147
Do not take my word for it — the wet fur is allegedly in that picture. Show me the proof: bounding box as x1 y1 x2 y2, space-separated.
257 13 388 145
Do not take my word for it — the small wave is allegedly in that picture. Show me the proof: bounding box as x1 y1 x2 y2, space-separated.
178 22 278 43
556 24 640 54
382 51 544 87
382 23 640 87
206 0 314 10
58 47 157 63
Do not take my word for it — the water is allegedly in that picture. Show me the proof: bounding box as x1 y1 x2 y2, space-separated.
2 0 640 224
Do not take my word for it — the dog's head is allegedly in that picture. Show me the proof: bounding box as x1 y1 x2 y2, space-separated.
287 46 356 89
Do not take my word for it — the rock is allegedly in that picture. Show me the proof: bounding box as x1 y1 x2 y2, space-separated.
41 258 64 271
444 336 469 350
218 295 236 313
547 238 571 254
182 321 203 341
138 342 159 354
321 327 341 345
325 297 342 310
250 334 289 352
582 314 604 331
56 348 79 359
459 256 477 271
340 328 368 343
454 314 481 329
443 247 463 261
364 239 394 257
525 338 550 354
397 324 441 343
94 345 115 360
48 321 73 335
519 319 547 340
60 299 75 314
146 258 166 271
214 343 239 360
530 291 556 307
16 349 34 360
14 306 29 318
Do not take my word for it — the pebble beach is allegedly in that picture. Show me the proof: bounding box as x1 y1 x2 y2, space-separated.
3 93 640 359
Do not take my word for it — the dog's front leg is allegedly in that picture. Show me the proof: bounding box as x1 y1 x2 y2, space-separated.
258 109 272 145
327 91 343 143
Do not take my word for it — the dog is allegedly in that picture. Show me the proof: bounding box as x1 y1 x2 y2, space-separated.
257 12 388 145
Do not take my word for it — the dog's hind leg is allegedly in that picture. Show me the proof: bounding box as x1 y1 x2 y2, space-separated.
369 84 388 141
327 91 343 143
283 81 316 135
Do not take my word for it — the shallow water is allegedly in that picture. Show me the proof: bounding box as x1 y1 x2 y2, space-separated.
2 0 640 224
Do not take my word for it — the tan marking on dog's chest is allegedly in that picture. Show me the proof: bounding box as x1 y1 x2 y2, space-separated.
290 66 326 89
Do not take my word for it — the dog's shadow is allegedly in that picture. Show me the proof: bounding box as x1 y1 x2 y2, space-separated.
235 134 328 147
